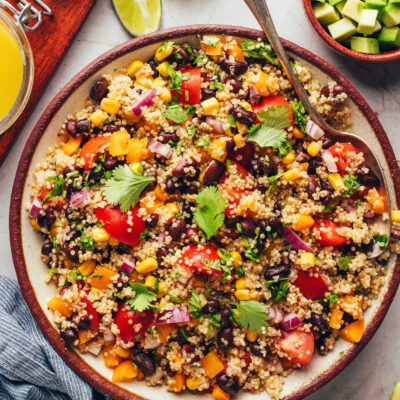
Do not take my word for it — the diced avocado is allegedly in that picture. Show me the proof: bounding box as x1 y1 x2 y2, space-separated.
378 26 400 47
342 0 365 22
328 17 358 41
365 0 387 12
357 9 379 34
370 19 383 34
329 0 344 5
389 0 400 4
336 1 347 13
350 36 380 53
313 3 341 25
381 4 400 26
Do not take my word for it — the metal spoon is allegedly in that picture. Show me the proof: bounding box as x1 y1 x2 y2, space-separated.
244 0 391 254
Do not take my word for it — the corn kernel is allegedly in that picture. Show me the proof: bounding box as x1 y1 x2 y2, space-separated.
165 202 179 217
236 121 248 135
241 101 253 112
231 251 243 268
292 214 314 231
127 60 144 78
199 294 208 308
31 218 41 230
300 252 316 269
153 77 164 87
157 281 168 298
201 97 219 115
186 378 203 391
136 257 158 274
78 260 96 276
158 87 171 102
293 126 304 139
246 328 259 342
210 138 228 162
129 162 143 175
89 109 107 127
108 237 119 246
307 141 322 157
234 133 246 148
100 98 120 115
155 41 173 61
282 150 295 165
392 210 400 222
92 227 111 242
235 278 246 290
328 173 345 191
235 289 250 301
145 275 157 291
283 169 301 182
156 61 170 78
249 291 261 301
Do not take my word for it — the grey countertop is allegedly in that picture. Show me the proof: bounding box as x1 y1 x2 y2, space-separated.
1 0 399 398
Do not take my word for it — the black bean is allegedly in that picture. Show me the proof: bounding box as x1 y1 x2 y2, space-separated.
240 219 257 237
64 243 80 263
225 216 242 228
146 213 159 229
65 205 75 221
220 306 231 326
66 182 79 199
182 344 195 354
202 299 220 314
321 136 333 149
76 118 90 134
216 374 240 395
320 85 331 98
307 175 319 198
247 85 263 105
172 158 198 179
105 124 119 133
158 130 179 144
175 46 190 63
333 85 345 97
257 184 267 194
231 105 257 126
133 353 156 377
264 264 290 280
250 158 277 177
226 229 240 239
66 119 77 137
363 210 375 219
41 242 53 256
342 312 355 325
183 183 198 195
220 58 248 76
37 210 56 228
307 156 323 174
168 218 186 241
148 60 158 76
392 228 400 239
62 165 74 176
90 78 108 102
157 246 169 266
165 177 178 194
202 160 226 186
65 228 80 242
78 315 91 330
217 327 233 349
182 201 195 221
60 328 78 346
201 88 215 100
268 216 283 237
249 342 267 358
226 78 242 94
257 220 268 231
104 155 119 170
356 169 379 188
225 138 235 154
165 364 176 377
311 312 329 333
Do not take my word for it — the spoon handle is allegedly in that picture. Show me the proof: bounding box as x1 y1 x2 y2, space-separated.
244 0 325 127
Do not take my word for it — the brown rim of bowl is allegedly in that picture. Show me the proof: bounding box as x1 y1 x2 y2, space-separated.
9 24 400 400
302 0 400 63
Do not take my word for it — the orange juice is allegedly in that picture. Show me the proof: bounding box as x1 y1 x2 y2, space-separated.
0 19 23 121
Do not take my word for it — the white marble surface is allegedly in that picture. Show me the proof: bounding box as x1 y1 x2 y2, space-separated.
1 0 400 398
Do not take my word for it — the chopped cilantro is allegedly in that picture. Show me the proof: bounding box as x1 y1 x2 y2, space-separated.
343 174 362 197
227 114 237 128
194 52 210 67
195 135 210 148
209 81 224 91
140 229 150 241
339 350 345 357
266 170 283 197
188 289 203 320
374 234 388 251
166 64 189 93
202 36 220 47
67 270 82 283
187 125 196 138
162 104 188 124
127 282 157 312
290 101 308 132
78 232 96 251
238 300 269 333
266 277 289 303
237 265 245 277
240 39 276 64
42 175 64 203
168 293 182 305
337 256 353 271
277 139 293 157
51 235 58 250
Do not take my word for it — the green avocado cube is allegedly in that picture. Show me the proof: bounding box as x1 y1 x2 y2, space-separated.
336 1 347 13
329 0 344 5
378 26 400 47
370 19 383 34
328 17 358 41
342 0 365 22
357 9 379 34
313 3 341 25
350 36 380 53
365 0 387 12
381 4 400 26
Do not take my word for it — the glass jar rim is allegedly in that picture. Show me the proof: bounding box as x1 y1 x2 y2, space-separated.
0 8 34 135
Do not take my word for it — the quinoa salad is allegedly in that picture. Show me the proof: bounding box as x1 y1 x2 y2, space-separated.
27 36 395 399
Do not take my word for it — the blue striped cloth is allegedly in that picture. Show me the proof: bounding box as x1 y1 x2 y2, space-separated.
0 276 101 400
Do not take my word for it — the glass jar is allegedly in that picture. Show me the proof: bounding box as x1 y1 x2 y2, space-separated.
0 7 34 134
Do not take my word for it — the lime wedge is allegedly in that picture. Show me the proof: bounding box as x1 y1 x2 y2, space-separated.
112 0 162 37
391 382 400 400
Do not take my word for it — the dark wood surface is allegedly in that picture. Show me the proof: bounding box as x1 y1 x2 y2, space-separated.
0 0 95 166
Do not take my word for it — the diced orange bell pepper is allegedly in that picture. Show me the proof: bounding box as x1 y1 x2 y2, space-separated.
201 350 225 378
329 307 344 330
103 345 122 369
112 360 139 382
157 324 177 343
109 130 130 157
113 345 131 359
169 373 186 392
154 185 169 202
212 385 231 400
139 191 164 214
292 214 315 231
62 134 82 156
78 329 96 345
339 318 365 343
126 138 149 163
47 297 72 318
201 36 223 56
227 43 244 61
366 187 385 214
89 267 118 290
339 295 363 319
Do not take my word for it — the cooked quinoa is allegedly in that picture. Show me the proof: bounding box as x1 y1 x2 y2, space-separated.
27 35 393 399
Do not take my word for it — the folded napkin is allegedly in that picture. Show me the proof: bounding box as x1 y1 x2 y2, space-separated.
0 276 103 400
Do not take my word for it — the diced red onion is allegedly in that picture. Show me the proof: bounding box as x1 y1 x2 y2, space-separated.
280 312 302 331
248 85 263 106
305 120 324 140
29 197 42 218
86 341 102 356
176 274 192 286
132 89 156 116
103 331 115 342
268 306 284 326
156 306 190 324
147 139 173 160
158 232 166 245
120 260 135 274
70 190 90 208
321 149 338 173
143 335 161 350
283 227 314 253
205 116 226 135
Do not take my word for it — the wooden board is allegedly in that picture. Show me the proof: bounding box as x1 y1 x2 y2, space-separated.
0 0 95 165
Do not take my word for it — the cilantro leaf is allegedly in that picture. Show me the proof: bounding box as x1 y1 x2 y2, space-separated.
238 300 269 333
227 114 237 128
102 165 155 212
167 64 189 93
343 175 362 197
266 170 283 197
78 232 96 250
240 39 276 64
277 139 292 158
194 187 226 239
202 36 220 47
189 289 202 315
127 282 157 312
290 101 308 132
266 277 289 303
337 256 353 271
209 81 224 91
195 135 210 148
247 105 291 149
194 52 210 67
162 104 188 124
42 175 65 203
374 234 388 251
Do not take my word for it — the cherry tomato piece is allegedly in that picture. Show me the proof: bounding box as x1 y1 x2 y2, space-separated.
279 329 314 365
114 306 154 343
81 296 100 331
172 68 201 105
328 143 360 175
81 136 110 171
294 269 329 300
228 142 255 171
95 205 145 247
313 219 347 247
179 245 222 275
252 95 293 126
